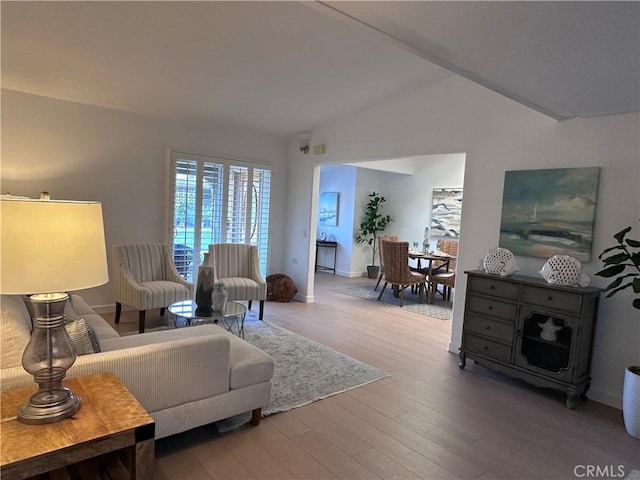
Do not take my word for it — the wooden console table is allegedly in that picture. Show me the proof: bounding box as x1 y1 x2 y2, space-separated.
315 240 338 274
1 372 155 480
459 270 601 409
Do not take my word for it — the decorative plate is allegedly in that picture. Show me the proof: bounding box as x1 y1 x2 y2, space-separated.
483 247 519 276
539 255 582 286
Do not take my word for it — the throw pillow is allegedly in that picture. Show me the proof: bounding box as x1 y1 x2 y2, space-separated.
65 319 100 355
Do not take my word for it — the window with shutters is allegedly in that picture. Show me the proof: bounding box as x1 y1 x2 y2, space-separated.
169 151 271 281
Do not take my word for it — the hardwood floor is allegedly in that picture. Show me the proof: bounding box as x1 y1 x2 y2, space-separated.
104 273 638 479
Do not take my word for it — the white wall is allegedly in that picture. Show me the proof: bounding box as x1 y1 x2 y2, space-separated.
286 75 640 408
1 89 289 310
318 153 466 277
378 153 466 247
316 165 356 276
351 168 400 275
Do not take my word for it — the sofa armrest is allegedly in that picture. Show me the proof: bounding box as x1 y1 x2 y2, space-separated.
1 335 230 414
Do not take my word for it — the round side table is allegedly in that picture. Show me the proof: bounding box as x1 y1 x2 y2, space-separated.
167 300 247 338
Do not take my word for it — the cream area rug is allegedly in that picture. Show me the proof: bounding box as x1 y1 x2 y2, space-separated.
214 313 388 432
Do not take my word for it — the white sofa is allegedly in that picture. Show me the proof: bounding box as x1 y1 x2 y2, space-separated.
0 294 274 439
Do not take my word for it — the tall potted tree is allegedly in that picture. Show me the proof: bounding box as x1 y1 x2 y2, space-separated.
355 192 393 279
596 225 640 438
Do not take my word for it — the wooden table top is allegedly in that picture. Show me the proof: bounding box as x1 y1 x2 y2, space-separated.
408 251 455 260
1 372 154 468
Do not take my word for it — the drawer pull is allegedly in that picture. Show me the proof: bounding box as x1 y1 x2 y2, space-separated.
483 346 489 350
547 295 553 301
489 285 495 290
487 305 493 310
485 325 491 330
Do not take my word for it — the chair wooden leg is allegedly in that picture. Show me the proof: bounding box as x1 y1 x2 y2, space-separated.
259 300 264 320
248 300 253 310
251 408 262 425
138 310 146 334
160 307 166 316
115 303 122 324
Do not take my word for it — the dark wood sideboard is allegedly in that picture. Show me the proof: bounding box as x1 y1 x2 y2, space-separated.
460 269 601 409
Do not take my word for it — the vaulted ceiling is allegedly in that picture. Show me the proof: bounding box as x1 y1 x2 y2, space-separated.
2 1 638 136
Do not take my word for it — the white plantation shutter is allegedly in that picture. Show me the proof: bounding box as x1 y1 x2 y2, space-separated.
226 165 249 244
169 152 270 281
252 168 271 275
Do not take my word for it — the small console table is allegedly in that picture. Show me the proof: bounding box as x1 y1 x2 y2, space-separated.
315 240 338 274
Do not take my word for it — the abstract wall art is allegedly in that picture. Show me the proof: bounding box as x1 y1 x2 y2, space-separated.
319 192 339 226
499 167 600 261
431 188 463 237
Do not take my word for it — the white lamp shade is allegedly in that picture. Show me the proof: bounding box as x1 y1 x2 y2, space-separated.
1 197 109 294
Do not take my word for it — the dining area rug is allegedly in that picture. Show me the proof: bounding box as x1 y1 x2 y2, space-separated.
333 284 453 320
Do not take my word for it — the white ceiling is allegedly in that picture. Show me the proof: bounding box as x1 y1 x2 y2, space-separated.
2 1 638 137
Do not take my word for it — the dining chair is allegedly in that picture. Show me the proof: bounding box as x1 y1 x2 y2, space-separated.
375 235 398 291
378 240 426 306
431 239 459 302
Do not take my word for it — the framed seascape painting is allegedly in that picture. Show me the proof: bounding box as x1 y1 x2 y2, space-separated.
431 188 463 237
319 192 339 226
499 167 600 262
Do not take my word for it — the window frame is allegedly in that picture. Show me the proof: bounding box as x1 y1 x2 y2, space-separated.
168 150 272 281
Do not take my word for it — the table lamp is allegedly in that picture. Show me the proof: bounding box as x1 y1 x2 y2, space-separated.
0 194 109 424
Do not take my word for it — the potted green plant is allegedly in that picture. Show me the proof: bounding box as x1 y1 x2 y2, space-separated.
596 225 640 439
355 192 393 279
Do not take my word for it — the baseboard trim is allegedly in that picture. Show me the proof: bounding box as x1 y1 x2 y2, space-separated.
293 293 314 303
93 304 116 314
587 387 621 410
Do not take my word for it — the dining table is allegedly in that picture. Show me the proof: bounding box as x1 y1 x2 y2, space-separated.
408 250 456 303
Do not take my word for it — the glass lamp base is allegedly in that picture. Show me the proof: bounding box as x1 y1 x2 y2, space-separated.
18 387 81 424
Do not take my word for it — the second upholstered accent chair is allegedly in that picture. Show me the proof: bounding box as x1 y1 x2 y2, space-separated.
208 243 267 320
112 244 193 333
378 240 427 306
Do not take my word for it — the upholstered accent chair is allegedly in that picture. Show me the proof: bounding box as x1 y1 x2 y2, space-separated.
208 243 267 320
378 240 427 306
431 239 459 302
375 235 398 291
112 244 193 333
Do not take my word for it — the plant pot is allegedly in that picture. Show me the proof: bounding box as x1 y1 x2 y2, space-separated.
623 366 640 439
367 265 379 279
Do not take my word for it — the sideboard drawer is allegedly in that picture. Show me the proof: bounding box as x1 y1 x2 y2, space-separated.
468 276 518 300
520 285 582 314
464 314 515 343
466 294 517 322
462 333 512 363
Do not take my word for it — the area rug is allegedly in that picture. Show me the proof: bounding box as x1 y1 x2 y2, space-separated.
334 284 453 320
625 470 640 480
214 313 388 432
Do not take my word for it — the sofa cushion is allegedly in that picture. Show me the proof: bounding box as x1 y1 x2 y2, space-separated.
1 296 33 368
225 332 274 390
70 295 120 341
